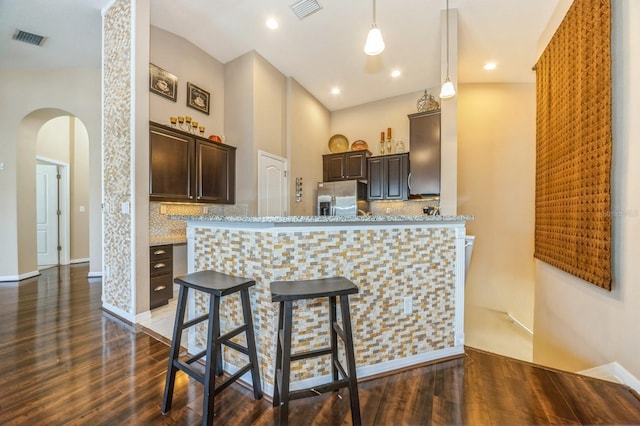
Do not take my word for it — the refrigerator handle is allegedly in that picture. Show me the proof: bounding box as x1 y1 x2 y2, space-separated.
331 194 336 216
408 172 412 191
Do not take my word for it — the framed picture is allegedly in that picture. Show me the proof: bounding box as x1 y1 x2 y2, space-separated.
149 63 177 102
186 82 210 115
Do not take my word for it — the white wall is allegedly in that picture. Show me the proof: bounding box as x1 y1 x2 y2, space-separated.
533 0 640 378
288 78 331 216
225 52 256 214
458 83 536 335
0 69 102 279
149 26 225 134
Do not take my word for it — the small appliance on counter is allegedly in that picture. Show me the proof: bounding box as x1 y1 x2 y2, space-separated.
317 180 367 216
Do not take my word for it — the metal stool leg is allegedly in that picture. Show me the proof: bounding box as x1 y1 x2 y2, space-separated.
162 285 188 414
278 300 294 426
329 296 339 383
273 301 285 407
240 288 263 399
340 296 361 426
202 294 220 426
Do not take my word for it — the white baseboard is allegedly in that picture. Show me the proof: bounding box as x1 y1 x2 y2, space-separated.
223 345 465 398
102 302 135 323
70 258 90 264
88 271 102 278
0 270 40 283
579 362 640 394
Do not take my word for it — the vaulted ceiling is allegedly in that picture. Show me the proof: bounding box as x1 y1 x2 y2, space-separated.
0 0 560 111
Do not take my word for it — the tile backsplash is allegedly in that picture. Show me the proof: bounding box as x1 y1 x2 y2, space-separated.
369 199 440 216
149 202 248 240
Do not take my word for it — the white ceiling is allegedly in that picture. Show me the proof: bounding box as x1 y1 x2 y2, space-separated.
0 0 560 111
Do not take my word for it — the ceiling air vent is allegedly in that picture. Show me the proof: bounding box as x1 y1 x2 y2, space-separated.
13 29 46 46
290 0 322 20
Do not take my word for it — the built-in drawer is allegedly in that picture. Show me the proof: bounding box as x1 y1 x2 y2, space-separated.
150 259 172 277
150 245 172 261
149 244 173 309
150 274 173 309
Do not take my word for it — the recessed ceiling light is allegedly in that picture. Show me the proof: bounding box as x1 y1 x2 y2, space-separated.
483 62 497 70
266 18 279 29
331 87 341 95
391 69 401 78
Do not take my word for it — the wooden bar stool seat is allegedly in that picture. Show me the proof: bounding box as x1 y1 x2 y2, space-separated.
270 276 361 426
161 270 263 426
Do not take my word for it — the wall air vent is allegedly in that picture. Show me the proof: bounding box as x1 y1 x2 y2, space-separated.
13 29 46 46
290 0 322 20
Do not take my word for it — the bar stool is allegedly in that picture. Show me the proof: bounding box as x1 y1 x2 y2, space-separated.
161 270 263 426
270 277 361 426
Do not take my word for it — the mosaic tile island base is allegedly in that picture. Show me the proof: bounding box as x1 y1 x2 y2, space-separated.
176 215 470 397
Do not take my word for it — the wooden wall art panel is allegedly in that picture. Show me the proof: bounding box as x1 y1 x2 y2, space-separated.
534 0 612 290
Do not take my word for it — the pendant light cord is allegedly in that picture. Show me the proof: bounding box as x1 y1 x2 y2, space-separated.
445 0 450 78
372 0 377 26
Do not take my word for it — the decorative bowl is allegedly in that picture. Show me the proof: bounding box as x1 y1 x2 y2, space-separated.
351 140 368 151
328 134 349 153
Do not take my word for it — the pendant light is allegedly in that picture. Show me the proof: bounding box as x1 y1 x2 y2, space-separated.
440 0 455 99
364 0 385 56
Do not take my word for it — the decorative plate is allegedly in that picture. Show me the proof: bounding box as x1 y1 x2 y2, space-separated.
328 134 349 153
351 140 368 151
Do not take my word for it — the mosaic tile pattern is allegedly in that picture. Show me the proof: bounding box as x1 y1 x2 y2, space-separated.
149 202 249 242
370 200 440 216
102 0 133 313
189 225 458 388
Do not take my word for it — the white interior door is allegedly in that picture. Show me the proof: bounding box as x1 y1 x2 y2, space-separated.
36 163 59 266
258 151 288 216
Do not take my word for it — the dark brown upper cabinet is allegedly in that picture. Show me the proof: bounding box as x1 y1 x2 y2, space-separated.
149 122 236 204
322 150 371 182
408 110 441 197
367 153 409 201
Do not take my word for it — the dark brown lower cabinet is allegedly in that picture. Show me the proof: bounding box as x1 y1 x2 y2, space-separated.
150 245 173 309
367 153 409 200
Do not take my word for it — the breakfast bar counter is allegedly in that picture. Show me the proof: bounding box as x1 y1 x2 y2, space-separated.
174 215 471 396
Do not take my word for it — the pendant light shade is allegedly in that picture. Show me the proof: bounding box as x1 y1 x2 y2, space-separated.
364 0 384 55
439 78 455 99
440 0 455 99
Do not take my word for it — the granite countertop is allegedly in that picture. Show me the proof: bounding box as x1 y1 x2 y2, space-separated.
168 214 473 225
150 235 187 246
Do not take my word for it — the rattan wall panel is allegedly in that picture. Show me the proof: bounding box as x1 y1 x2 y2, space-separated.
534 0 612 290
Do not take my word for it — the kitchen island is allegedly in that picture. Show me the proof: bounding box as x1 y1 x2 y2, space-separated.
174 215 471 396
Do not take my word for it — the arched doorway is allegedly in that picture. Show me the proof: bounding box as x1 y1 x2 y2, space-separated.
15 109 91 276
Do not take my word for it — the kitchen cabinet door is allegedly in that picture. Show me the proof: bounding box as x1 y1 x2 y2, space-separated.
196 139 236 204
408 110 441 196
149 125 194 202
323 151 370 181
324 155 345 181
149 122 236 204
385 154 409 200
367 157 385 200
367 153 408 200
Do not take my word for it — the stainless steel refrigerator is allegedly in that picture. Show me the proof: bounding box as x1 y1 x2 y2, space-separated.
317 180 366 216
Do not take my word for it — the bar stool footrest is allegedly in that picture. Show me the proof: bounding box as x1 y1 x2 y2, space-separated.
174 359 206 384
289 379 352 401
290 347 332 362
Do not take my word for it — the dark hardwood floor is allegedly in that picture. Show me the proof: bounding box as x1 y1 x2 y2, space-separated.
1 264 639 425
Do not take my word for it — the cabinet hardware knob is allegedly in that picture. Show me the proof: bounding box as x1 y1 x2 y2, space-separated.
153 285 166 292
153 263 166 269
153 249 166 255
